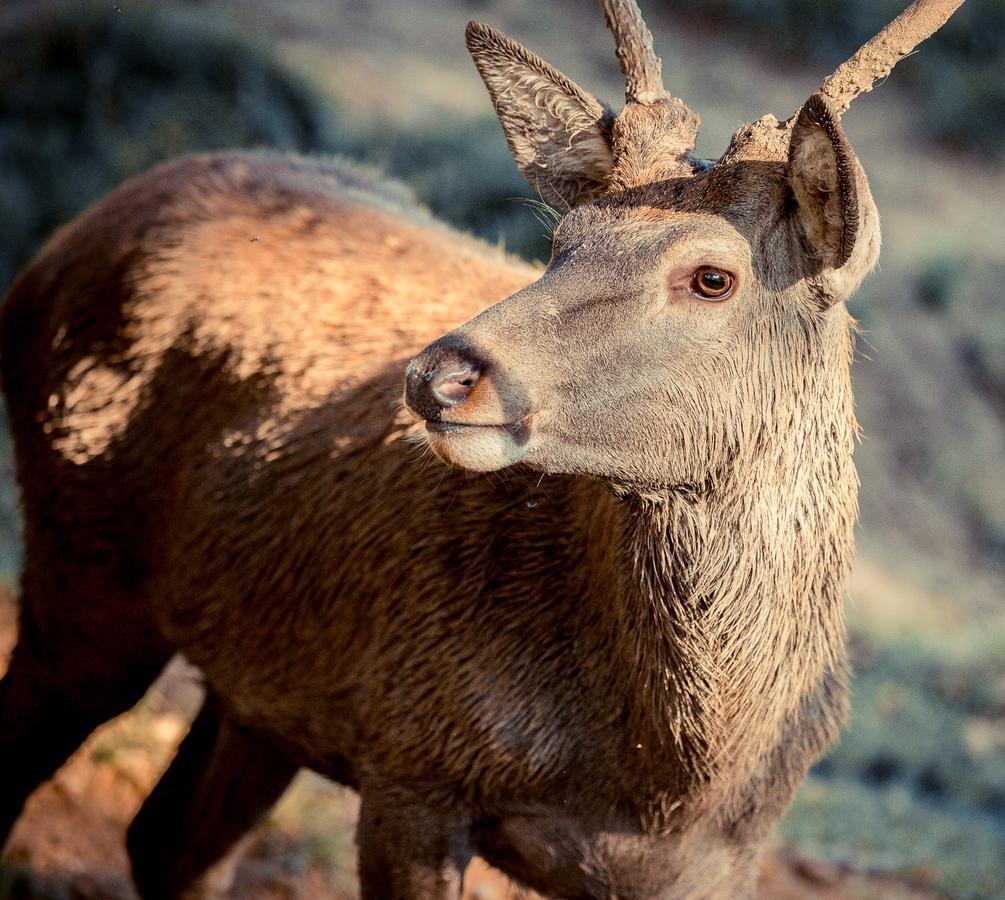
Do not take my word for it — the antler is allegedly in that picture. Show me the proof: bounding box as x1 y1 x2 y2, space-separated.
819 0 966 115
598 0 665 101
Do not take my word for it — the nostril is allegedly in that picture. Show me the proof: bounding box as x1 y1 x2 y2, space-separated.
431 363 481 407
405 340 485 420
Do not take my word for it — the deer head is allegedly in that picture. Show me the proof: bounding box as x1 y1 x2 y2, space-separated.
405 0 964 488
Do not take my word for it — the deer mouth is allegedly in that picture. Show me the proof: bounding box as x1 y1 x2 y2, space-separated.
421 414 535 472
427 418 531 440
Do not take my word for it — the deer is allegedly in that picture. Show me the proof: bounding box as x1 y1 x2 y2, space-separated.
0 0 965 896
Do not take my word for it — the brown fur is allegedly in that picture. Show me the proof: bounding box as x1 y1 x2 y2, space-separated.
0 1 964 897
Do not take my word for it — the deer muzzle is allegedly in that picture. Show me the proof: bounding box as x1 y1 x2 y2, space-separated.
405 334 536 472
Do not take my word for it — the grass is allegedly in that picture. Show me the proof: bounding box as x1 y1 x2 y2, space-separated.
778 560 1005 898
783 777 1005 899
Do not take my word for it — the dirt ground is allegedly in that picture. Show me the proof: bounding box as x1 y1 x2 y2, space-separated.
0 591 940 900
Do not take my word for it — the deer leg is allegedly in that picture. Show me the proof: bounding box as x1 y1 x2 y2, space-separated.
0 573 172 849
357 787 472 899
127 693 298 900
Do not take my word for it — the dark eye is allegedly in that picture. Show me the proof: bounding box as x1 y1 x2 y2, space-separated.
690 266 735 300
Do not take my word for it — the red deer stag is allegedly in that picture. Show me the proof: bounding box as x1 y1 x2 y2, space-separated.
0 0 965 896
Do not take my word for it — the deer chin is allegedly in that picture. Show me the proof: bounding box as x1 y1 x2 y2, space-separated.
423 421 529 472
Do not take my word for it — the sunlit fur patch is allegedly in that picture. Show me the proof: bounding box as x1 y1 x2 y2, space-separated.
50 358 146 464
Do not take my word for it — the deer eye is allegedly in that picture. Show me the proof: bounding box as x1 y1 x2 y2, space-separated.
690 266 734 300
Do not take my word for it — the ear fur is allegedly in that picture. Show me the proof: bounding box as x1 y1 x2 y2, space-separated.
788 93 860 269
466 21 615 208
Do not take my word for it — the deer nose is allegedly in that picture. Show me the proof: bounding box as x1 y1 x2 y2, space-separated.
405 343 483 420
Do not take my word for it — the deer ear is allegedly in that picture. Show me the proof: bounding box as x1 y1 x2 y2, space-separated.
466 21 615 208
787 93 860 270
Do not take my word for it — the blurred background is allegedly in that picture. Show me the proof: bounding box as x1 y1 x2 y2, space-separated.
0 0 1002 897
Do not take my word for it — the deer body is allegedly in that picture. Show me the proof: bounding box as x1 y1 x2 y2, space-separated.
0 1 963 897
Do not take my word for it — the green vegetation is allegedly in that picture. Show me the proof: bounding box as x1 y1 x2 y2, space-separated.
912 255 1005 559
0 3 342 290
783 621 1005 898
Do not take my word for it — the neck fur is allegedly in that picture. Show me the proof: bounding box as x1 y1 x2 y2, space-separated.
609 314 857 827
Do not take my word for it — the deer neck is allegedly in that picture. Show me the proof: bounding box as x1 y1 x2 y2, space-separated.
605 316 857 824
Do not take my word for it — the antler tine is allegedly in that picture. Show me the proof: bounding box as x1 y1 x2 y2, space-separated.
598 0 665 101
819 0 966 115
